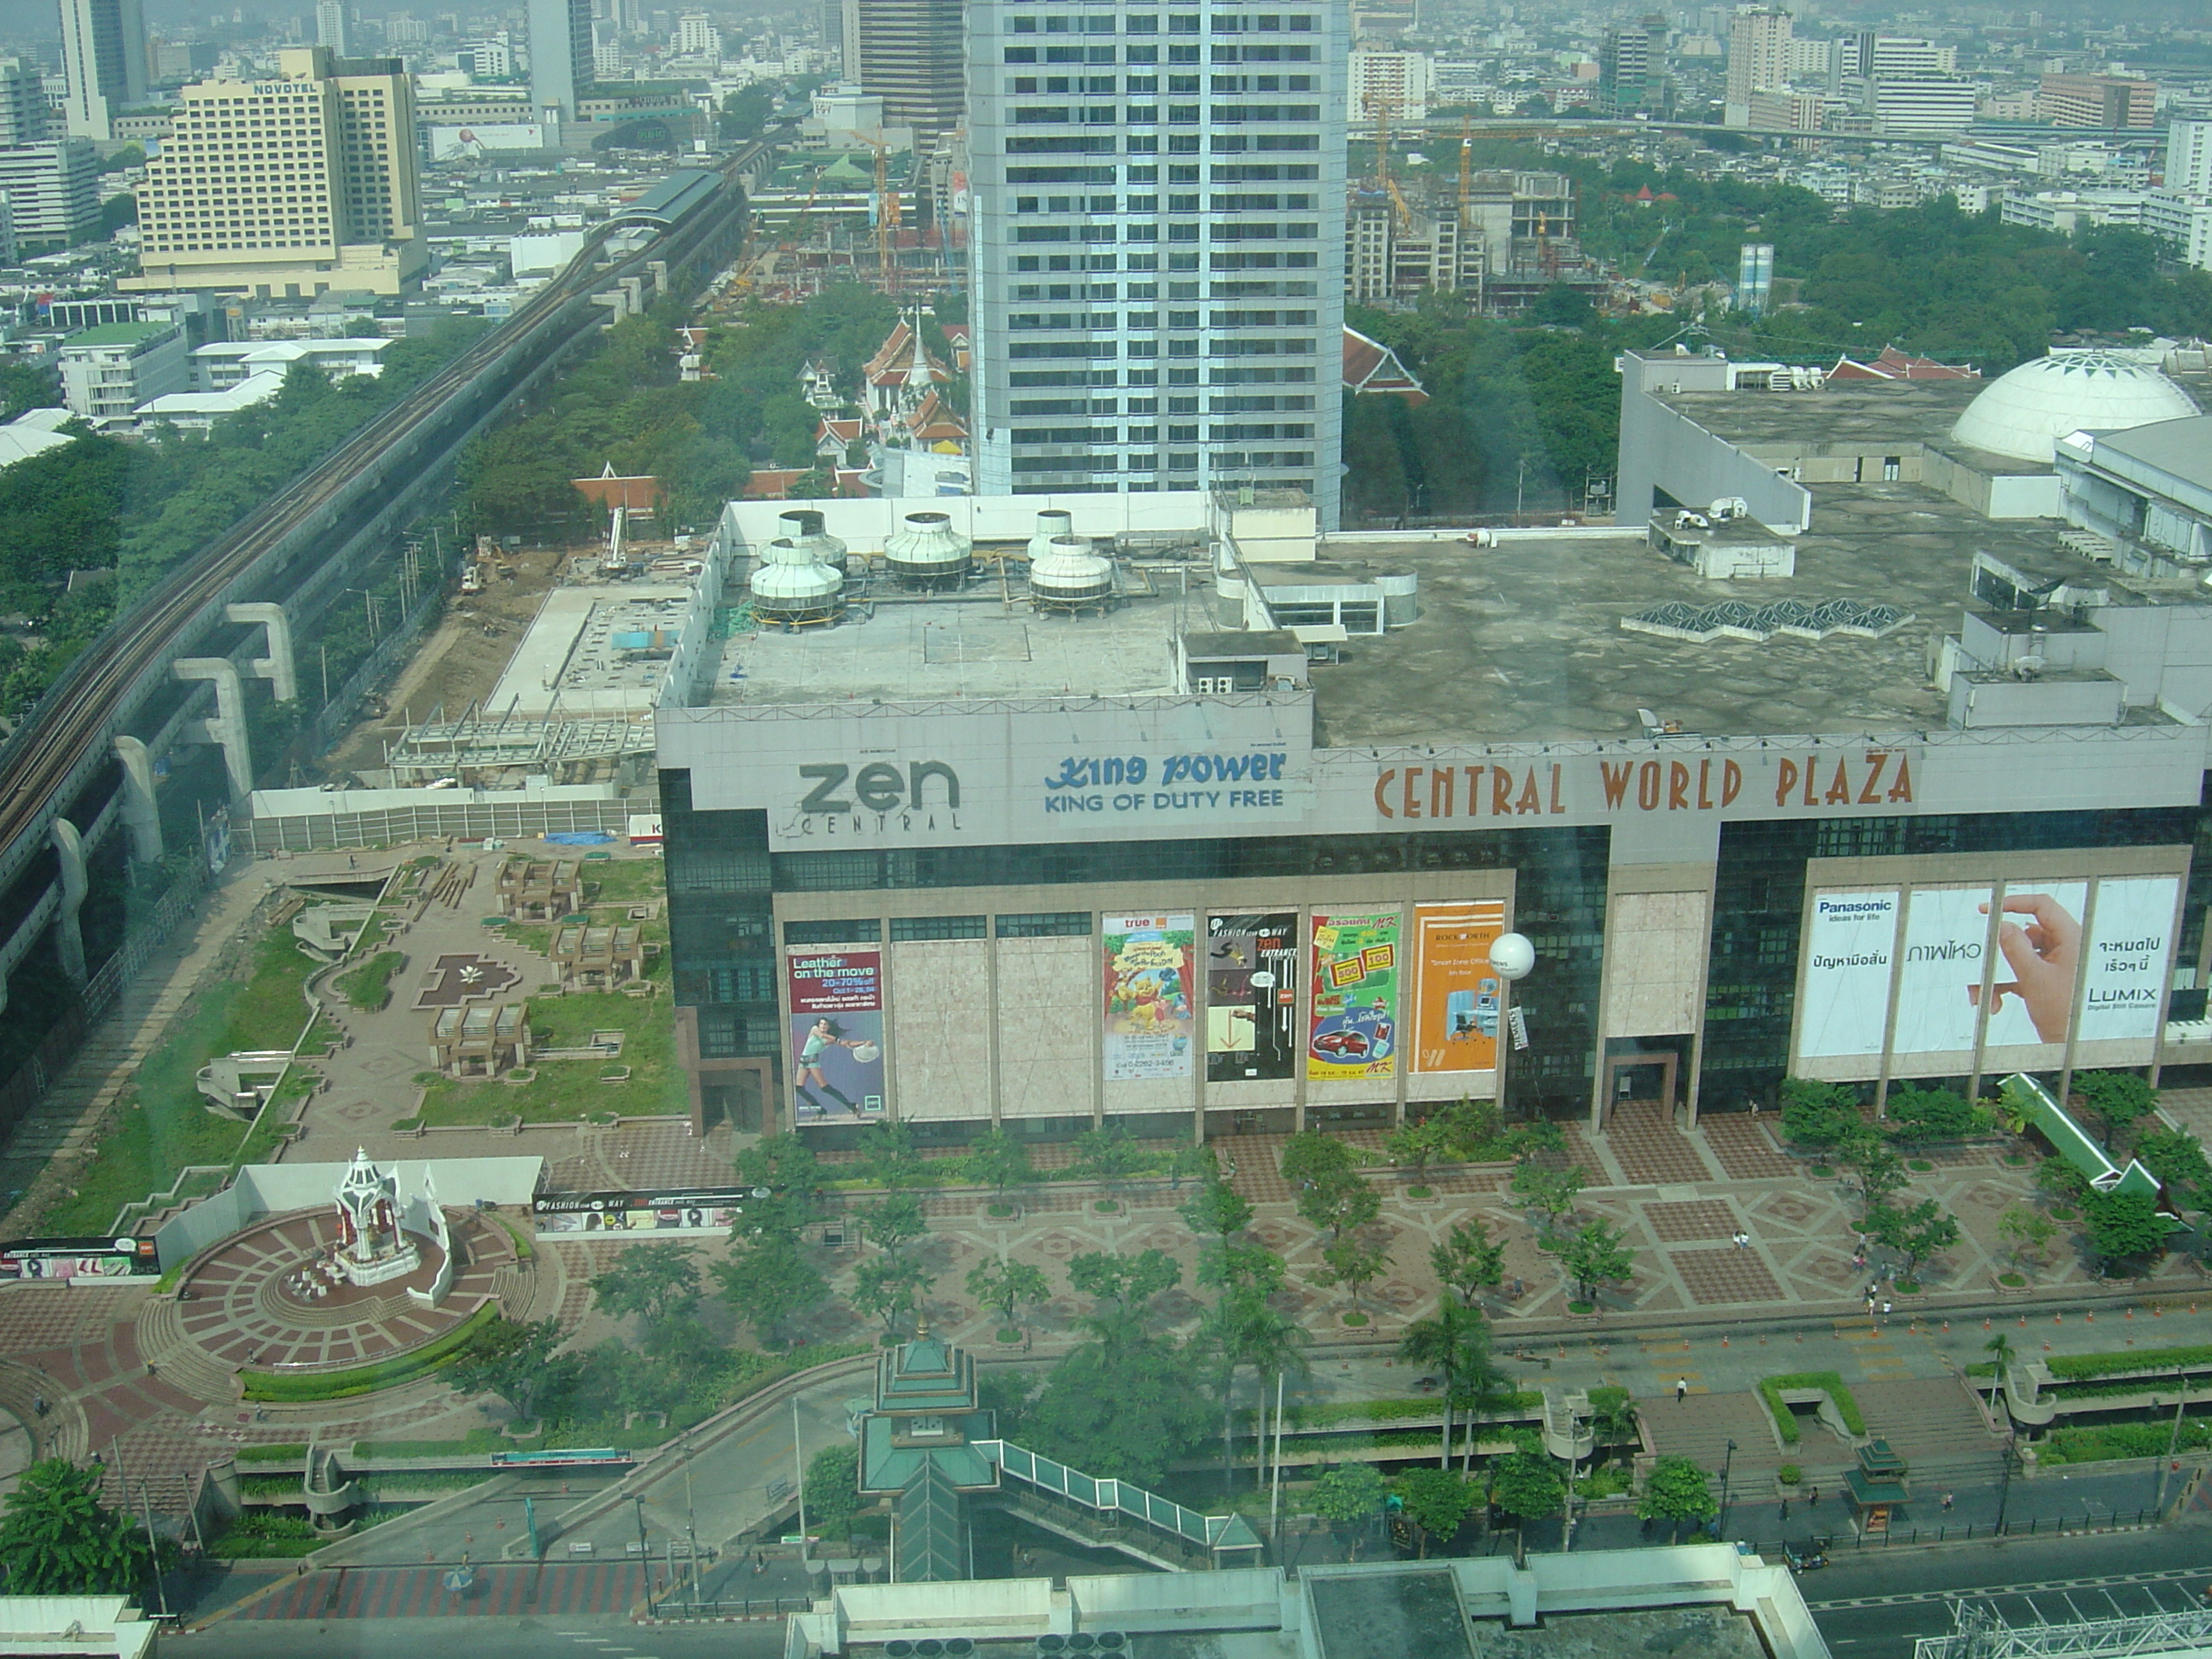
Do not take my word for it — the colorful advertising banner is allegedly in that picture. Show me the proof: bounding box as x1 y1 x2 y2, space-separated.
1797 888 1901 1058
532 1191 748 1236
1205 913 1299 1082
1309 911 1400 1080
2075 875 2180 1045
786 950 888 1125
1103 912 1196 1080
0 1237 159 1281
1412 902 1506 1074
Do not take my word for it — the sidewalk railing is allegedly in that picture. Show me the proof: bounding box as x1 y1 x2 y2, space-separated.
1727 1506 2157 1557
646 1594 812 1621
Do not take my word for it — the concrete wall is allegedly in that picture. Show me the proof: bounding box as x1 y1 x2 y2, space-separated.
999 934 1097 1121
1601 888 1709 1038
154 1155 544 1269
1613 378 1813 533
888 939 995 1122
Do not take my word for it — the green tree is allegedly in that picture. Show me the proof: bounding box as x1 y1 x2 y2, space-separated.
1431 1218 1507 1308
1982 1331 2016 1415
802 1443 860 1539
1778 1078 1863 1150
2074 1071 2157 1148
2036 1155 2093 1208
0 361 60 422
719 82 780 143
445 1316 564 1423
1394 1466 1473 1557
2136 1128 2211 1209
1558 1219 1635 1307
1025 1330 1210 1487
1310 1462 1388 1557
1487 1451 1565 1564
855 1120 928 1191
0 1459 154 1595
1314 1231 1389 1317
1071 1123 1153 1196
1883 1085 1988 1143
958 1127 1034 1202
1844 1137 1908 1215
857 1191 927 1254
1066 1248 1182 1324
1199 1280 1307 1491
1281 1128 1363 1195
2080 1189 2170 1272
714 1231 828 1349
1510 1161 1586 1234
1181 1175 1256 1270
1866 1197 1960 1284
1400 1301 1493 1467
588 1243 702 1342
851 1252 931 1337
733 1133 825 1238
1383 1115 1453 1184
1636 1453 1717 1542
966 1257 1051 1335
1997 1204 2058 1272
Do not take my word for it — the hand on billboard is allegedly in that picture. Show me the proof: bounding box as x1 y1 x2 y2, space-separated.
1976 893 2081 1043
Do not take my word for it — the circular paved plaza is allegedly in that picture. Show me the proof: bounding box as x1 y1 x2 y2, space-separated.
173 1208 518 1371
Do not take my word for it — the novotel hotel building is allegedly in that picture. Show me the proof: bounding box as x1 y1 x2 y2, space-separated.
657 489 2212 1146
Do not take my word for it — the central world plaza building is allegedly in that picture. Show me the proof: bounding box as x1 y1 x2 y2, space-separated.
655 358 2212 1149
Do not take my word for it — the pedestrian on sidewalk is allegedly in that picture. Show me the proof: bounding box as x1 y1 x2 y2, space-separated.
1941 1491 1953 1512
1675 1378 1688 1403
1807 1486 1819 1506
1882 1299 1893 1318
1779 1499 1790 1522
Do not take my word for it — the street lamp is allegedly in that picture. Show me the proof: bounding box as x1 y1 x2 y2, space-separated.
1717 1439 1738 1537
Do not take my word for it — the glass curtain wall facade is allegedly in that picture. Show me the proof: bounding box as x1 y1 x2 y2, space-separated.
968 0 1346 525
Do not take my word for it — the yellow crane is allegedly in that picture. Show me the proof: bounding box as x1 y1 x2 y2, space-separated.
865 137 902 294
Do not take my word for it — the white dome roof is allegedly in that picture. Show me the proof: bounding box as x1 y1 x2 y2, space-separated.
1949 352 2200 464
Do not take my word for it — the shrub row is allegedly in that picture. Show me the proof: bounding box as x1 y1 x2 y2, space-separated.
1755 1371 1866 1444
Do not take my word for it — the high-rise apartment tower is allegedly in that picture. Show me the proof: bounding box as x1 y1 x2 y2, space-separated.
1724 5 1790 127
843 0 965 137
529 0 596 119
1600 14 1668 115
968 0 1347 526
57 0 148 142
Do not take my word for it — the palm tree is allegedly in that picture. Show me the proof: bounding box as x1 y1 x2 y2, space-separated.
1203 1284 1307 1493
1982 1331 2016 1417
1400 1301 1491 1470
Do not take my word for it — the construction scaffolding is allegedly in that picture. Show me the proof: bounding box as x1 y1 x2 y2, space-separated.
1913 1598 2212 1659
384 701 655 788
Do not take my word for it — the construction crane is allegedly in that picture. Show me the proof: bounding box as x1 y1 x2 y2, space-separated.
1458 114 1473 227
1365 90 1412 230
865 137 902 294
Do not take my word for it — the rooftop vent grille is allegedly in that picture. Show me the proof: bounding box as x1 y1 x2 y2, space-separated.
1621 597 1912 644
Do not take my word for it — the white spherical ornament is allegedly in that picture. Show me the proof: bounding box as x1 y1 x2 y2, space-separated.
1488 933 1537 981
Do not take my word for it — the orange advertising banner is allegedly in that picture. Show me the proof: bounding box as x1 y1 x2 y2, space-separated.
1412 902 1507 1074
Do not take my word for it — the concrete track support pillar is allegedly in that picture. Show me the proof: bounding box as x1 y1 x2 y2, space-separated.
224 602 298 703
173 658 254 801
113 735 164 864
50 817 87 983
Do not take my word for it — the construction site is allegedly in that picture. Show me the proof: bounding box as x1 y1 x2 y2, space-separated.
1348 107 1612 312
718 142 965 305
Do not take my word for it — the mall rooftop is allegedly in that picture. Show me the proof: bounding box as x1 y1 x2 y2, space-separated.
703 476 2212 753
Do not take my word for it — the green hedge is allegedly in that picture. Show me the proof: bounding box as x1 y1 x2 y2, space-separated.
2039 1418 2212 1465
1289 1391 1544 1429
2046 1343 2212 1382
235 1443 309 1464
1756 1372 1866 1445
241 1303 498 1402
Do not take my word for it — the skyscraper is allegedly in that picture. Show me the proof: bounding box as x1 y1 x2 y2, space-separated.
845 0 964 138
1599 14 1668 115
2169 119 2212 196
0 59 98 247
968 0 1346 526
529 0 595 120
125 47 423 296
57 0 148 142
1724 6 1791 128
315 0 352 55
